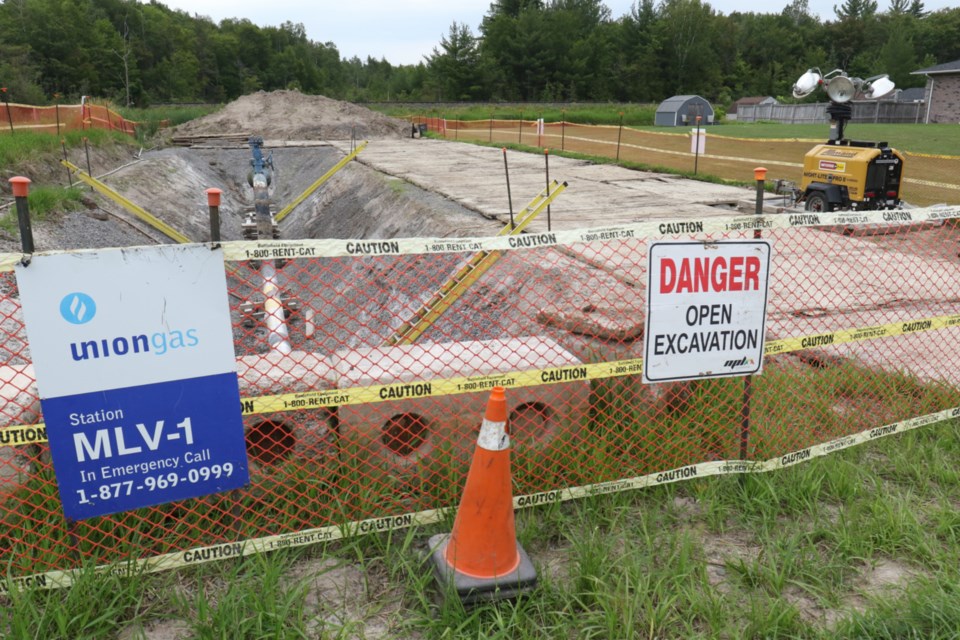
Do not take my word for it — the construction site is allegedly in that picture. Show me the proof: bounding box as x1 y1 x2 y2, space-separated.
3 89 960 635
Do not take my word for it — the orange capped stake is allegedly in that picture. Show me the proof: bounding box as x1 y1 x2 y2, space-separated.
9 176 30 198
205 188 223 242
205 187 223 208
10 177 35 253
429 387 537 605
754 167 768 181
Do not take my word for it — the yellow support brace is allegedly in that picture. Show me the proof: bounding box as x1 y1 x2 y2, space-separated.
387 181 567 346
274 142 368 223
61 160 191 244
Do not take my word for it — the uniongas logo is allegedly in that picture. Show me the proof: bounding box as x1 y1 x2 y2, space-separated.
60 292 97 325
60 292 200 362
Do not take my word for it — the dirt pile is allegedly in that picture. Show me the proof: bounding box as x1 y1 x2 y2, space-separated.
170 90 411 140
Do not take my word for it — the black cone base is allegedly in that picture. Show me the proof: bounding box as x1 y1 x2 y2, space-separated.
428 533 538 606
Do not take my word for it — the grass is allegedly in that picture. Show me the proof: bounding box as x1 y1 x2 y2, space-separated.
376 103 960 156
377 103 660 127
3 359 960 638
0 128 129 170
116 105 220 144
1 108 959 636
0 185 85 235
679 122 960 157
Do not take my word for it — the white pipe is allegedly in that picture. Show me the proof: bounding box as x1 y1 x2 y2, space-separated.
924 77 934 124
260 259 292 355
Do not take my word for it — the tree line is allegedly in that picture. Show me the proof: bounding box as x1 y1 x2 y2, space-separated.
1 0 957 109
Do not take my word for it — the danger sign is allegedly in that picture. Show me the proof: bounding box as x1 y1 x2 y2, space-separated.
643 240 772 383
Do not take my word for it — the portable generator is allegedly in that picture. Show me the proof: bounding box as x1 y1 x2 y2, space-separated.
791 69 905 212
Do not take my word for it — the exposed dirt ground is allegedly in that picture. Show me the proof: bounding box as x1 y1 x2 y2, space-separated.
169 90 412 141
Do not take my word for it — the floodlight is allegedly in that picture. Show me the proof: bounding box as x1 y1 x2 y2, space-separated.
824 75 856 103
863 74 896 100
792 69 822 99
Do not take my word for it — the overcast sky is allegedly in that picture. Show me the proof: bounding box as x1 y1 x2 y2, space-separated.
157 0 955 66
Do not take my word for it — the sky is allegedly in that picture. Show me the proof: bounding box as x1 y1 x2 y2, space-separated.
157 0 956 66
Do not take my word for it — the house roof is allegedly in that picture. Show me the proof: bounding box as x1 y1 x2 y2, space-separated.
656 95 712 112
729 96 775 113
732 96 774 106
912 58 960 75
896 87 926 102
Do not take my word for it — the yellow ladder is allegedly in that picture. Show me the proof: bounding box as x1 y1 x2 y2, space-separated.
274 142 368 223
387 180 567 346
61 160 191 244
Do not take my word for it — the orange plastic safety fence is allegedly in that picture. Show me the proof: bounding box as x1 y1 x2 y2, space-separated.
0 102 136 137
428 117 960 208
2 218 960 583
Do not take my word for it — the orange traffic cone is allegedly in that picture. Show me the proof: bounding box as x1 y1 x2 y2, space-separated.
428 386 537 604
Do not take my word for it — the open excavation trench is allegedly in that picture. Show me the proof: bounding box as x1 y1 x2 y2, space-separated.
5 138 658 372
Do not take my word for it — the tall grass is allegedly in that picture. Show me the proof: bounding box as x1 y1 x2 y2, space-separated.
3 415 960 638
0 129 126 170
376 103 659 127
117 105 220 142
0 185 85 234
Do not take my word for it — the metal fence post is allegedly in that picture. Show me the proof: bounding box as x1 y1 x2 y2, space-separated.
2 88 13 133
206 188 223 243
10 177 34 254
740 166 767 462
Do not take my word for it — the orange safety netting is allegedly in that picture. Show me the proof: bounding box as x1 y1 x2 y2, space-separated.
2 210 960 586
0 102 136 137
413 116 960 208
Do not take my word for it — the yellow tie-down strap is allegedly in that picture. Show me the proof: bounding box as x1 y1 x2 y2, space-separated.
4 311 960 448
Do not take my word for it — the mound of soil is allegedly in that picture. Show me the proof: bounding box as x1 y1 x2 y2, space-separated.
171 90 411 140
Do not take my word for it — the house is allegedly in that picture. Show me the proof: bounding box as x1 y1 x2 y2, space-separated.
911 59 960 123
654 95 715 127
726 96 777 121
894 87 926 103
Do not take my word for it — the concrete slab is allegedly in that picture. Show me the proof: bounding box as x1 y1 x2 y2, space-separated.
0 364 39 495
331 139 753 232
325 138 960 388
770 303 960 386
236 351 338 468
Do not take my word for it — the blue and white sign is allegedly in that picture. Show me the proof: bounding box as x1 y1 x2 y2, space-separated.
15 245 249 520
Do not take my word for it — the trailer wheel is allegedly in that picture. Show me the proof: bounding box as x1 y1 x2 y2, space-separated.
805 192 831 213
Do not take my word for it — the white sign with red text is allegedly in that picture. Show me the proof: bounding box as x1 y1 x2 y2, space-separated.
643 240 772 383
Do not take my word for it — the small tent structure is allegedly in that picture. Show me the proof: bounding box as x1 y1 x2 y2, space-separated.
655 95 715 127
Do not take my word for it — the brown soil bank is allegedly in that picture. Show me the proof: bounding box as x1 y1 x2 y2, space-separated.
171 90 411 140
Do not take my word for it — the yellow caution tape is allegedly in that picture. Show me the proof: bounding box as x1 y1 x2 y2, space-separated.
2 204 959 272
5 311 960 448
4 401 957 594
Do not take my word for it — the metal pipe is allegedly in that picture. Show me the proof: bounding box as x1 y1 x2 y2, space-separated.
502 148 514 230
544 149 551 232
61 138 72 187
83 137 93 192
561 110 566 151
740 166 767 461
616 112 624 161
